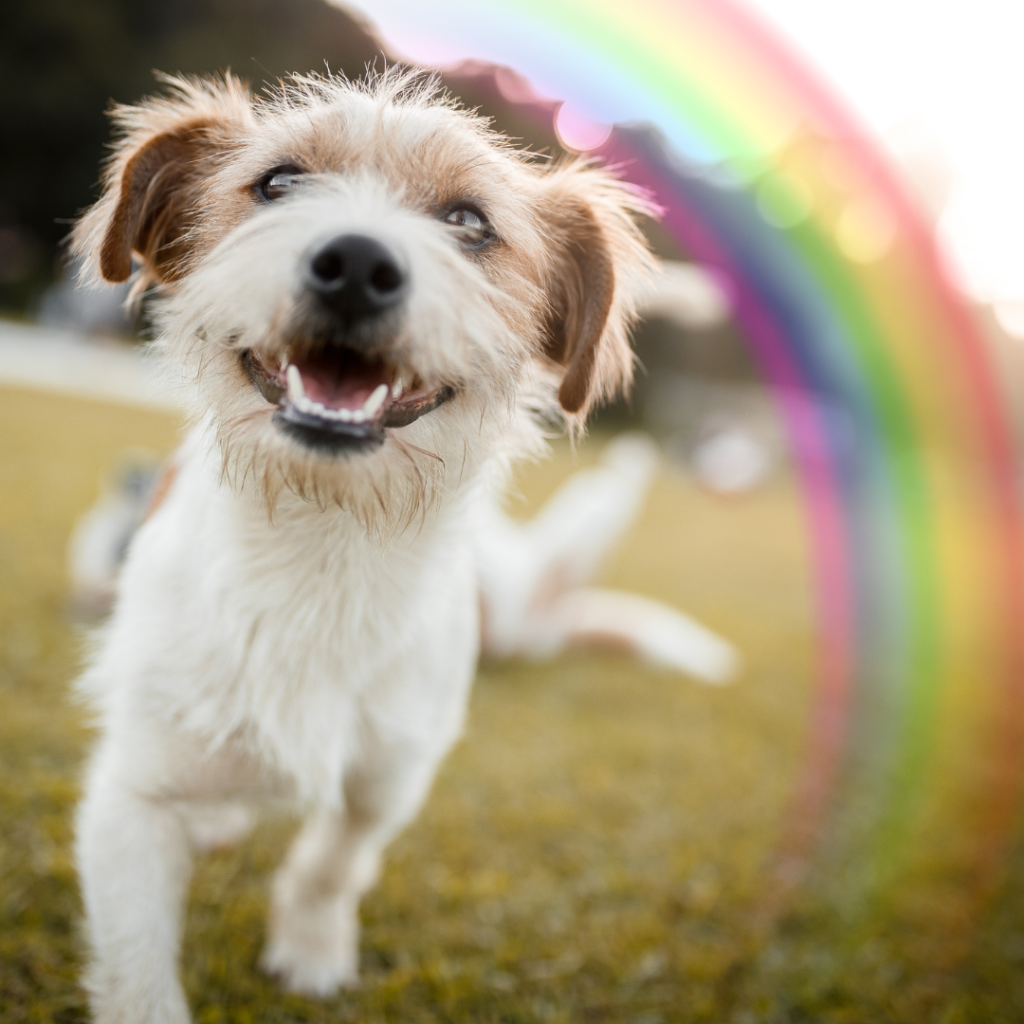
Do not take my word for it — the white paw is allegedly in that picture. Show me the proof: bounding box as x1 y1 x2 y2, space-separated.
260 902 360 997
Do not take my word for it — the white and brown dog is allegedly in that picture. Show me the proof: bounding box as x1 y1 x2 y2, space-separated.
71 69 655 1022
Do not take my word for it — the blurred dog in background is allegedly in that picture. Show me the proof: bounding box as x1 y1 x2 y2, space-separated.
70 68 734 1023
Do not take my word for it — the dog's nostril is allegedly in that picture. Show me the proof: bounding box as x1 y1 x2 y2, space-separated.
370 260 402 294
312 251 345 284
307 234 407 329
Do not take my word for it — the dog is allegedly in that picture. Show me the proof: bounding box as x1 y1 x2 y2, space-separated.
70 68 654 1023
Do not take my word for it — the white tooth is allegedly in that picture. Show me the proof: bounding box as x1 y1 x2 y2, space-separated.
351 409 367 423
338 408 353 422
363 383 389 417
391 377 404 398
286 364 305 401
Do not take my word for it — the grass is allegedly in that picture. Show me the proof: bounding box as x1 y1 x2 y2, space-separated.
1 384 1022 1022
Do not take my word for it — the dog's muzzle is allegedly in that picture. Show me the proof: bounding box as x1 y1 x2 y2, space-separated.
240 233 455 455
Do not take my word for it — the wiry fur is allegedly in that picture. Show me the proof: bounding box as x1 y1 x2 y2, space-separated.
71 68 654 1022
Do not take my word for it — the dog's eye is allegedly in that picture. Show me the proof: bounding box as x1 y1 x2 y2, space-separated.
444 208 483 230
256 166 306 203
442 206 494 248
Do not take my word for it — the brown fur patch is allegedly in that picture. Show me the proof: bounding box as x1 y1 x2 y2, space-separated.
73 73 254 292
565 628 638 656
142 459 181 523
540 164 656 421
100 121 215 282
544 198 617 414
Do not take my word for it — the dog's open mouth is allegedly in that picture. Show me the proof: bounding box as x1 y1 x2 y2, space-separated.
243 348 455 452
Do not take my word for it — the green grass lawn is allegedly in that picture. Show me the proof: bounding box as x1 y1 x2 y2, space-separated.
2 384 1022 1023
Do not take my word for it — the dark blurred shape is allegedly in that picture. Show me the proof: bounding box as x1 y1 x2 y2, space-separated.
0 0 386 312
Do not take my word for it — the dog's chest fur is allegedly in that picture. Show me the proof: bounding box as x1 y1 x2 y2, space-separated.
93 429 481 805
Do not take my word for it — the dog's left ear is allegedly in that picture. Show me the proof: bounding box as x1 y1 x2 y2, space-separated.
541 165 655 421
73 73 252 288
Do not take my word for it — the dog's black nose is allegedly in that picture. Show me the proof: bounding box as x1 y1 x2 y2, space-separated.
306 234 406 326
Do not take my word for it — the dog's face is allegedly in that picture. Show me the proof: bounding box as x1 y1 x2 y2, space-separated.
75 72 652 523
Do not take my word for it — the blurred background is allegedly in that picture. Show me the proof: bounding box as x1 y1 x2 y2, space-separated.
3 1 1024 1022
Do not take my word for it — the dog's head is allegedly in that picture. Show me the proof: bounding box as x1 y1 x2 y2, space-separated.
75 70 653 522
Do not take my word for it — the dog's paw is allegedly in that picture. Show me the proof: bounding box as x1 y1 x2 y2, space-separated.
260 940 359 996
260 905 360 997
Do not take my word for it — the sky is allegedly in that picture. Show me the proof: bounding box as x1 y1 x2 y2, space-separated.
339 0 1024 315
742 0 1024 320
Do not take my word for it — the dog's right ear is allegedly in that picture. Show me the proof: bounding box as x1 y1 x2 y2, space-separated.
539 163 656 424
74 74 252 286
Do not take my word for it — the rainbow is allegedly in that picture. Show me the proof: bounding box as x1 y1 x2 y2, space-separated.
348 0 1024 959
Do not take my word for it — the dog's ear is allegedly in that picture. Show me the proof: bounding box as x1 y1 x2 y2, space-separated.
541 164 655 421
74 74 252 286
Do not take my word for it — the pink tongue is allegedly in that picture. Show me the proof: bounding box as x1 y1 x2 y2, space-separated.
292 351 390 411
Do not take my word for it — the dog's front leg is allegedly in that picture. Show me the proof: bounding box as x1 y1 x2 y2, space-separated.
262 745 442 996
77 746 194 1024
260 809 367 996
